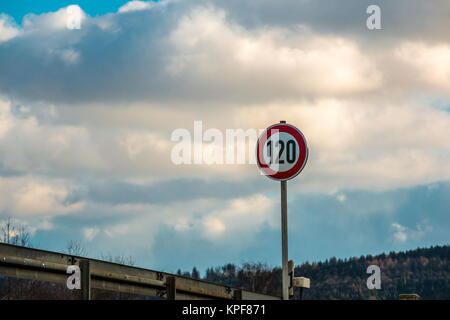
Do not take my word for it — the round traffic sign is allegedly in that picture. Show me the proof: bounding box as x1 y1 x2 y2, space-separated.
256 122 308 181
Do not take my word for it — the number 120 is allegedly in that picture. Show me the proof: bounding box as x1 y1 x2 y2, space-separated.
267 140 296 164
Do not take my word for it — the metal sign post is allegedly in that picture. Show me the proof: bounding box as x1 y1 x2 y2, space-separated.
256 120 308 301
281 179 288 300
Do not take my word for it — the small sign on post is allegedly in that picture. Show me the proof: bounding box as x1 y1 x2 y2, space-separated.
288 260 294 299
256 121 308 300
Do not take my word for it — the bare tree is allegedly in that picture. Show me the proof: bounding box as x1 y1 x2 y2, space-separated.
100 252 135 266
66 240 87 256
0 217 32 247
0 217 34 299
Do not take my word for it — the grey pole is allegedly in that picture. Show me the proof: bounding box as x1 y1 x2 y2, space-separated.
281 179 288 300
279 120 289 301
281 181 289 300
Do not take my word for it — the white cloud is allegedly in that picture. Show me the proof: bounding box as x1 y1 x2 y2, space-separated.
391 221 433 243
119 1 155 13
392 223 408 242
0 176 84 217
0 99 106 175
203 216 226 237
77 193 276 256
0 3 386 106
238 98 450 192
22 5 86 32
167 7 382 97
84 227 100 241
396 42 450 91
336 193 346 203
0 3 446 192
201 194 276 240
0 14 20 42
59 48 80 64
118 130 171 160
2 93 450 192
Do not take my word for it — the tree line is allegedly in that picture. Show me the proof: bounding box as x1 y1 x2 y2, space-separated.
177 245 449 300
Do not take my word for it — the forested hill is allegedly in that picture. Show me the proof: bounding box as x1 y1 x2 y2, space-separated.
182 245 449 299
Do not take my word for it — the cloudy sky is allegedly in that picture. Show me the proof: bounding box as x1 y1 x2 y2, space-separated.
0 0 449 274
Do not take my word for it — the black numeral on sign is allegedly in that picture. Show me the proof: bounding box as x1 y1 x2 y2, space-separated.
286 140 296 164
267 139 296 165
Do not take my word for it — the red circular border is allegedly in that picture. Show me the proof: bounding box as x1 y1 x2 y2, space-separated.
256 123 308 181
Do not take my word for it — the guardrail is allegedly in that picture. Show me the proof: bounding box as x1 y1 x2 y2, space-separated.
0 243 281 300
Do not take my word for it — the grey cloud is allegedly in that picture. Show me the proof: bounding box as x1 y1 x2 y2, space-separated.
0 162 23 177
86 178 269 205
0 8 173 104
1 0 448 106
214 0 450 42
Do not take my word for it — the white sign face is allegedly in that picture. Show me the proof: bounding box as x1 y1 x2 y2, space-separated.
256 123 308 181
262 131 300 173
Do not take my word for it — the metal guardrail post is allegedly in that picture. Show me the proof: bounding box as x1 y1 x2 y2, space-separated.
233 289 243 300
166 276 176 300
80 259 91 300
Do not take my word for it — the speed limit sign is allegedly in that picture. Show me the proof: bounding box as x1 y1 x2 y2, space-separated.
256 122 308 181
256 121 309 300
